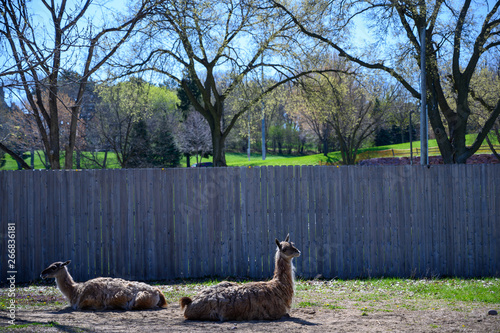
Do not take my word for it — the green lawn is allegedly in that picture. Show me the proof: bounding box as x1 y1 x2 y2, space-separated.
1 134 498 170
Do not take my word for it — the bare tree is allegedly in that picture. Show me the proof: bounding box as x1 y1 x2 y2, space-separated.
273 0 500 163
175 111 212 164
0 0 151 168
298 71 386 164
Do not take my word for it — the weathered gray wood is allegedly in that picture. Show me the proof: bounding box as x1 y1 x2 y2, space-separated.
231 167 242 277
247 167 257 278
1 165 500 283
239 167 249 277
164 168 176 280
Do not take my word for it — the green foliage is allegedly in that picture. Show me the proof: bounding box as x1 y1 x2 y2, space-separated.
93 78 180 168
149 118 182 168
177 72 201 114
126 119 151 168
125 117 181 168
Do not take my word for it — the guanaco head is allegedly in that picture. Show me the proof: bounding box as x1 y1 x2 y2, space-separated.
40 260 71 279
275 234 301 260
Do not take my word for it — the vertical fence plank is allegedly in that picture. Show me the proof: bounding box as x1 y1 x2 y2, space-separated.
117 170 128 279
145 169 155 280
58 172 69 276
486 165 498 276
179 168 189 277
491 165 500 276
151 169 163 280
239 167 248 277
400 166 413 277
319 166 330 277
164 168 176 280
260 166 271 278
231 167 241 277
109 170 119 278
100 170 110 277
331 167 342 278
95 170 104 277
215 167 226 278
137 170 147 279
26 171 35 280
247 167 257 278
224 167 235 277
186 167 197 278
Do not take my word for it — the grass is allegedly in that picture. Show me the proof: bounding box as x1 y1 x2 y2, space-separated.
1 134 499 170
3 322 59 329
292 278 500 313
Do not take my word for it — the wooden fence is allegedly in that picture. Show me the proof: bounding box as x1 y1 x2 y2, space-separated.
1 165 499 284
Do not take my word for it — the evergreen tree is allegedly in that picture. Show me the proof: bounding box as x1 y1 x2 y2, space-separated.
126 119 150 168
150 118 181 168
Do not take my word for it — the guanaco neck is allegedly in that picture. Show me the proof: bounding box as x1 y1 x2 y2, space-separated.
273 251 295 289
55 267 78 301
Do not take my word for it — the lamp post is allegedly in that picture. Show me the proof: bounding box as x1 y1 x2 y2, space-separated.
409 109 414 165
248 109 251 161
419 15 428 166
261 53 266 160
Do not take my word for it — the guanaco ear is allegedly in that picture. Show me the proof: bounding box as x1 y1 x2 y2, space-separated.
284 233 290 242
275 238 282 250
62 260 71 266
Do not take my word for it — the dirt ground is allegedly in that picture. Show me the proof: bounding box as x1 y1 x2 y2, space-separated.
3 300 500 332
1 281 499 332
1 304 499 333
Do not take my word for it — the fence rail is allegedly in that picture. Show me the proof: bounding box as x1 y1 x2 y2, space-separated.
1 165 499 283
356 145 500 160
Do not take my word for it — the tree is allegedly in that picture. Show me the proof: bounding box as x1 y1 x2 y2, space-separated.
150 117 181 168
126 119 150 168
125 114 181 168
291 79 332 156
273 0 500 163
297 71 386 164
0 0 151 168
176 72 203 167
93 78 180 168
175 111 212 164
128 0 335 166
469 60 500 160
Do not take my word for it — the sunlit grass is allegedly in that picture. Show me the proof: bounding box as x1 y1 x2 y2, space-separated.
1 134 498 170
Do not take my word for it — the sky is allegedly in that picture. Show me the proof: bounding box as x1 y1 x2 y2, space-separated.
3 0 499 105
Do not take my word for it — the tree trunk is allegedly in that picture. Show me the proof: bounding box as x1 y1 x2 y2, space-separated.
30 149 35 168
322 138 328 157
64 105 80 169
103 151 108 169
48 107 61 169
211 131 227 167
